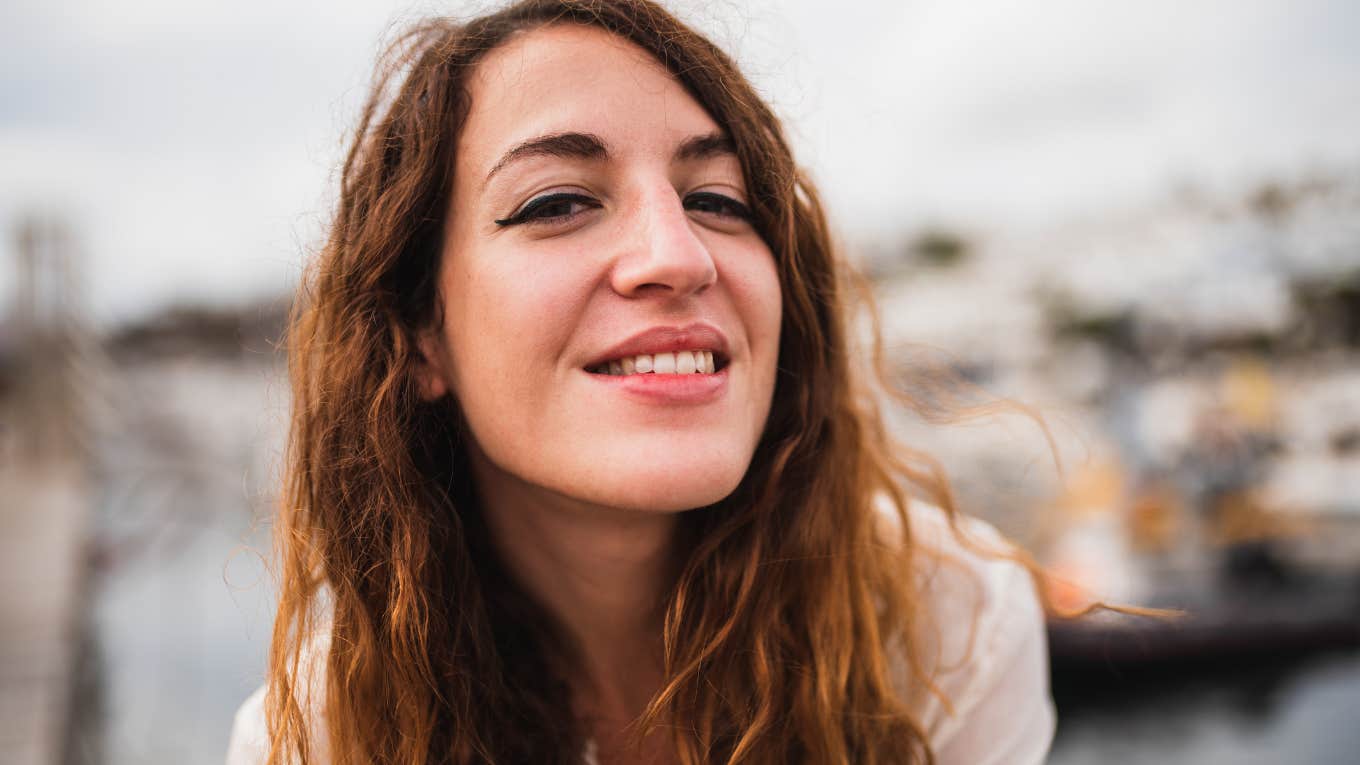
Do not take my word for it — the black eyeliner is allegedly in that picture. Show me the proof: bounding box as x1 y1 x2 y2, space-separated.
686 191 752 220
495 192 596 226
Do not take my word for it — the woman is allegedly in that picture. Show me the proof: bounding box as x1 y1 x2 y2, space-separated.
228 1 1055 762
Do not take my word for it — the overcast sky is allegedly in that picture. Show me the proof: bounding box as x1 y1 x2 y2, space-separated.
3 0 1358 325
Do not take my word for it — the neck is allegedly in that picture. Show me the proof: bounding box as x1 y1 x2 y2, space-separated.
470 449 680 719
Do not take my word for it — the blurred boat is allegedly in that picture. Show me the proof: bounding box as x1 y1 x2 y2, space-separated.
1048 548 1360 668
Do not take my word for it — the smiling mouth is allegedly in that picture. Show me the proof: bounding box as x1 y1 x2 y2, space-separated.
586 349 728 376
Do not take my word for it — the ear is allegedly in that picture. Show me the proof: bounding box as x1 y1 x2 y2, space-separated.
414 329 451 401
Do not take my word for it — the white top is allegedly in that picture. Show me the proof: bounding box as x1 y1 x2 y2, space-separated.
226 504 1055 764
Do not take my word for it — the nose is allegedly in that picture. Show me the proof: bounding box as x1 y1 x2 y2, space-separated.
609 186 717 300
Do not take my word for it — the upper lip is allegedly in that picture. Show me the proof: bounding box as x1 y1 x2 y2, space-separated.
584 322 730 369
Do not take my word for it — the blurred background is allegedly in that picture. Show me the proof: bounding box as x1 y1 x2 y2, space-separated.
2 0 1357 762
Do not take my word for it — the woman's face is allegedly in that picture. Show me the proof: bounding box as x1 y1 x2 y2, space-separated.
420 24 781 513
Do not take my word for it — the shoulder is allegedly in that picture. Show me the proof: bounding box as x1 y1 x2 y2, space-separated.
891 500 1056 765
226 683 268 765
225 629 332 765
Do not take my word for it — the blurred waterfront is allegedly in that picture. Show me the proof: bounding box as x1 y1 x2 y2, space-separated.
0 233 287 761
3 170 1358 762
4 1 1360 763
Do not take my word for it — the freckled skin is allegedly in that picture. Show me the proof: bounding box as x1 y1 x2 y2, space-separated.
420 24 782 513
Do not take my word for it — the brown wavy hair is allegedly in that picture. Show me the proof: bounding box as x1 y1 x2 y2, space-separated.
266 1 1054 762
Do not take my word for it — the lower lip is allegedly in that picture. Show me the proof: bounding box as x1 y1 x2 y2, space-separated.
585 367 729 405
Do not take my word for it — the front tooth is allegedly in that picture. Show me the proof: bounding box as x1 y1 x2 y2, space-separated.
610 360 624 376
634 354 653 373
698 351 710 374
676 350 696 374
705 351 715 373
621 357 635 375
653 352 676 374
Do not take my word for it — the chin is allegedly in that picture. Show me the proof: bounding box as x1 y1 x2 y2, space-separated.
471 425 763 515
608 479 740 513
568 444 753 513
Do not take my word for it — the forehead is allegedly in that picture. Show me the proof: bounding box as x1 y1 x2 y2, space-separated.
459 24 721 174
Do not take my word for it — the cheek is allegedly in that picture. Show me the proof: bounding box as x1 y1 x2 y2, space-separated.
440 251 588 427
758 260 783 345
729 247 783 373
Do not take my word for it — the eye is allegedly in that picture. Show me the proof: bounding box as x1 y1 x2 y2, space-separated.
495 192 601 227
683 191 752 221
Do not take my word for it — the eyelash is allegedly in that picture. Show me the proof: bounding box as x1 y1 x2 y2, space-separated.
494 192 600 227
494 191 752 227
684 191 753 221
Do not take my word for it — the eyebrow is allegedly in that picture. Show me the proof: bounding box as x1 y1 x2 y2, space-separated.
483 130 737 186
675 132 736 162
484 132 608 184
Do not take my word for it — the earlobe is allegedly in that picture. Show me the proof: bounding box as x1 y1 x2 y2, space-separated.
415 332 451 401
